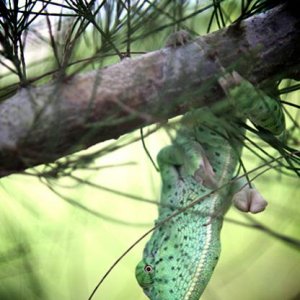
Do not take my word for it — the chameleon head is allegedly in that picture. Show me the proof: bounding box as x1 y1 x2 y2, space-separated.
135 223 220 300
135 253 212 300
135 256 182 300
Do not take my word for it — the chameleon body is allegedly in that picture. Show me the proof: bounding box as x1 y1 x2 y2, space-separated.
135 72 285 300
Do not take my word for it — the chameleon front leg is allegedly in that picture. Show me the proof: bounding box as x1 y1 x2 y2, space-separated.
157 137 217 189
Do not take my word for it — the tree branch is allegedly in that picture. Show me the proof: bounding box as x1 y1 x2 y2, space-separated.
0 3 299 177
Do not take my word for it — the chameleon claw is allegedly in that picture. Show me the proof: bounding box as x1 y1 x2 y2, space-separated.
218 71 244 94
232 188 268 214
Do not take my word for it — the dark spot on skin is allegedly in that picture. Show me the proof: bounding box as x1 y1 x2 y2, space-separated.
169 289 174 294
184 236 187 240
168 256 174 260
174 244 179 248
172 278 176 281
215 152 220 156
184 251 190 257
167 184 172 189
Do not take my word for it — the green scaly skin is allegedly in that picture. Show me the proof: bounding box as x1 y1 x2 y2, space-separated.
136 72 285 300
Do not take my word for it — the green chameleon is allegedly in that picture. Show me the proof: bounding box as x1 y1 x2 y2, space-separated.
135 71 285 300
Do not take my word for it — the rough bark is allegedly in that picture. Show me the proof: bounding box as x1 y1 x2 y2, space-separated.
0 3 299 177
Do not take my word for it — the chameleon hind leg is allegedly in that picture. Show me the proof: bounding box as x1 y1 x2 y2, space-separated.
218 72 277 213
218 71 285 136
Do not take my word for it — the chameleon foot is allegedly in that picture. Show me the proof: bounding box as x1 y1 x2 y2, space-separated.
232 188 268 214
165 30 192 48
194 154 217 189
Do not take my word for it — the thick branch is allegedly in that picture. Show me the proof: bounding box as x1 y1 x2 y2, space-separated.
0 4 299 177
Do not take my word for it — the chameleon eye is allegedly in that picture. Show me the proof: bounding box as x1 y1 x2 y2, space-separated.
136 261 154 288
144 264 154 273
